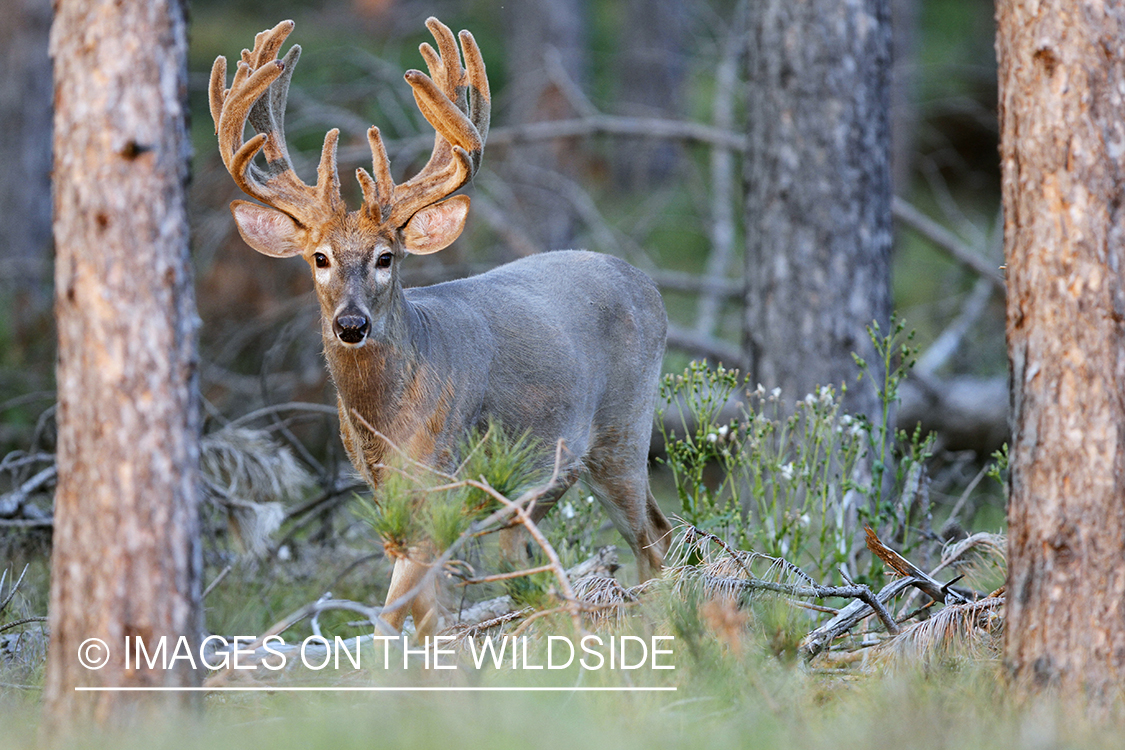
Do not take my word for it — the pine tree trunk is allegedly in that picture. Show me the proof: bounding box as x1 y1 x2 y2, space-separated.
743 0 893 421
0 0 53 310
997 0 1125 709
43 0 202 729
499 0 588 252
611 0 687 189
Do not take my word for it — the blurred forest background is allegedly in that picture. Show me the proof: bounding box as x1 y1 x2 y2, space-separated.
0 0 1006 609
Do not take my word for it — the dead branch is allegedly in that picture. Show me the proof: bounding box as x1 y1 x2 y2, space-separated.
665 324 742 365
0 616 48 635
0 565 29 616
456 564 555 587
202 565 232 601
0 464 56 517
864 525 968 605
799 577 915 661
892 197 1006 293
674 525 899 634
339 115 747 166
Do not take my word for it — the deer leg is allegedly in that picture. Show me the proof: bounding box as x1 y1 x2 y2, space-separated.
498 464 581 566
585 445 672 582
382 555 444 639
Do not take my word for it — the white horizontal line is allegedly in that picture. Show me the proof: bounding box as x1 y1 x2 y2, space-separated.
76 686 676 693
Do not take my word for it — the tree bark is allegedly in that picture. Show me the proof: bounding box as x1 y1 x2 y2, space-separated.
0 0 53 310
499 0 588 252
43 0 202 730
611 0 688 189
743 0 894 421
997 0 1125 709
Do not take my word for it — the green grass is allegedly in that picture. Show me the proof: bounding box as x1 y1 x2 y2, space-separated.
4 641 1123 750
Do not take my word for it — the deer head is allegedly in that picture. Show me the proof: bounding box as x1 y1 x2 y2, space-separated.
208 17 490 347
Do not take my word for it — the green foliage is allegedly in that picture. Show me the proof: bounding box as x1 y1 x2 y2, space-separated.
548 490 608 564
457 422 544 517
502 564 555 609
360 421 545 557
987 443 1009 488
658 317 938 584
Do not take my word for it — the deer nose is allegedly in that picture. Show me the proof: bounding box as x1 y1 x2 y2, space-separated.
334 312 370 345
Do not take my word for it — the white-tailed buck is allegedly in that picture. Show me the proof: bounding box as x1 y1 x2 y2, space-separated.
210 18 672 635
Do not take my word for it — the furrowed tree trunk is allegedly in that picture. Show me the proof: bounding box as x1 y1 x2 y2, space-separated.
43 0 202 730
997 0 1125 710
743 0 893 422
612 0 687 189
0 0 53 311
500 0 588 252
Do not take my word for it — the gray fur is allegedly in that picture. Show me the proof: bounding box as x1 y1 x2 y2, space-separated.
327 249 673 578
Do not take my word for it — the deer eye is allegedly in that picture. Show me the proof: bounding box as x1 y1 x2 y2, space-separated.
376 252 393 269
313 252 329 269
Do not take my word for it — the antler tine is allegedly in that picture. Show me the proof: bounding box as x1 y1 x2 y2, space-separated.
382 18 490 227
212 20 344 230
460 30 491 168
357 126 395 224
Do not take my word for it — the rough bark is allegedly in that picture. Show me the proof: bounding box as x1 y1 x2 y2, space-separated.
997 0 1125 708
499 0 588 252
611 0 688 189
0 0 53 309
743 0 894 422
44 0 202 729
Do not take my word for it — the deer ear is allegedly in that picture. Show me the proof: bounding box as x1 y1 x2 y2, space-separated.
401 195 470 255
230 200 306 258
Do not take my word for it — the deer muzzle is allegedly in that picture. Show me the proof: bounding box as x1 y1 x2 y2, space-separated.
334 310 371 345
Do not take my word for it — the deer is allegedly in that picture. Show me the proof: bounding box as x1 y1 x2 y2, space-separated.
209 17 672 637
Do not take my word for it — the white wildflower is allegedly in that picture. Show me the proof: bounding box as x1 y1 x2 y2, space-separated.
718 424 729 438
804 393 816 406
707 433 718 443
771 387 782 399
819 386 833 404
561 502 576 519
779 462 795 481
586 495 595 504
799 513 811 528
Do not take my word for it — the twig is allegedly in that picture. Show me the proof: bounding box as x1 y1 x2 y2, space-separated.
456 564 556 587
0 465 57 517
202 565 232 601
463 477 585 636
0 616 48 634
648 269 742 298
0 565 29 615
799 577 915 661
892 197 1006 293
226 402 340 429
864 526 968 605
339 115 747 165
282 477 369 523
665 324 742 365
682 526 897 633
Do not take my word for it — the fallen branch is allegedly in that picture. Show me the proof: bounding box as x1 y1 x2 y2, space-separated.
799 578 915 662
676 526 899 635
864 526 968 606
